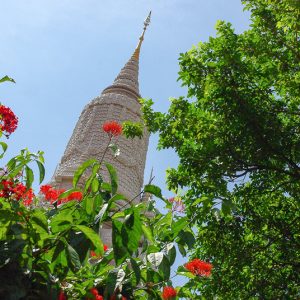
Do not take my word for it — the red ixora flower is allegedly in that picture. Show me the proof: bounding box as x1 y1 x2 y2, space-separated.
0 179 34 206
90 244 109 258
185 258 213 277
162 286 177 300
0 105 18 136
102 121 122 137
40 185 83 205
86 288 103 300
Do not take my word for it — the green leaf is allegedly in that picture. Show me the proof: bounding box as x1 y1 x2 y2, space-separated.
85 196 94 215
67 243 81 270
0 75 15 84
130 258 141 285
178 243 186 257
142 224 154 244
177 266 195 279
108 193 126 209
51 212 73 234
144 184 164 200
106 269 125 296
112 219 128 265
91 177 99 193
84 163 100 193
73 159 98 187
105 163 118 195
164 243 176 266
25 166 34 189
159 255 171 280
75 225 104 256
121 207 142 254
31 209 48 234
36 160 45 184
178 230 195 249
172 217 188 236
147 252 164 267
0 142 7 159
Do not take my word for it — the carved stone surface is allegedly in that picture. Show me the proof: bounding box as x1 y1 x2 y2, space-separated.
50 50 149 246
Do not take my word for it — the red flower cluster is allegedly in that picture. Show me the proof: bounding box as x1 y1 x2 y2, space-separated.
86 288 103 300
0 179 34 206
0 105 18 136
40 185 83 205
162 286 177 300
185 258 212 277
90 244 108 258
102 121 122 137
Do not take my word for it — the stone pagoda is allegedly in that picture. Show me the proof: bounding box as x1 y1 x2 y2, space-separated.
50 13 151 244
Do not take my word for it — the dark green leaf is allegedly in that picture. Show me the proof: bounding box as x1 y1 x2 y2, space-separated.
73 159 98 187
121 207 142 254
25 165 34 189
144 184 164 200
112 219 128 265
67 243 81 270
0 75 15 84
36 160 45 184
105 163 118 195
75 225 104 256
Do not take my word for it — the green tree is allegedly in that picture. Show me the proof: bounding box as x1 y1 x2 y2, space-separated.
142 0 300 298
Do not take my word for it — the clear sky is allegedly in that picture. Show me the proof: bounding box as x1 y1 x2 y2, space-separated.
0 0 250 287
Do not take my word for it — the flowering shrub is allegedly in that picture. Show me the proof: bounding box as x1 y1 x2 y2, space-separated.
0 75 207 299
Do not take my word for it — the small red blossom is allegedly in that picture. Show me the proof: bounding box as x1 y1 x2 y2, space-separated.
0 105 18 136
185 258 212 277
67 191 83 201
162 286 177 300
90 244 109 258
0 179 34 206
102 121 122 137
40 185 82 205
86 288 103 300
90 288 98 297
57 290 67 300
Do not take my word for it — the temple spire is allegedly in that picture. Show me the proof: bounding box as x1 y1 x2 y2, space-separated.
102 11 151 98
132 11 151 61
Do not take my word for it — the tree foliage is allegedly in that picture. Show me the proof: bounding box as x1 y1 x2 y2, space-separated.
141 0 300 298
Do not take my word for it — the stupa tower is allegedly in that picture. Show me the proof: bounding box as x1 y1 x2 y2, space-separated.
51 13 151 203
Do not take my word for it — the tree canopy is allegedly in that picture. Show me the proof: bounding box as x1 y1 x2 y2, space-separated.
142 0 300 298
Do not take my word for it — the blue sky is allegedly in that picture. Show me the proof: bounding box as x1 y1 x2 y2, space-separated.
0 0 250 286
